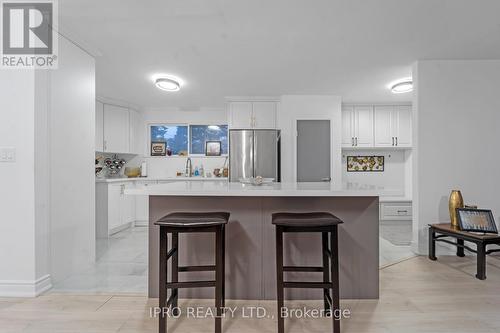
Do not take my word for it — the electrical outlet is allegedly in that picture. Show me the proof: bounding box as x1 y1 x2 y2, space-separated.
0 147 16 162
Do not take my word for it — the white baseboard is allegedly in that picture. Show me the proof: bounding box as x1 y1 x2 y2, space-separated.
109 221 134 235
0 274 52 297
134 220 148 227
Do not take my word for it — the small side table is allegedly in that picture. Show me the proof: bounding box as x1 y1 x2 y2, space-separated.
428 223 500 280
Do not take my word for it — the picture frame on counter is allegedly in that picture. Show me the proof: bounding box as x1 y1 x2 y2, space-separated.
205 140 222 156
457 208 498 234
151 141 166 156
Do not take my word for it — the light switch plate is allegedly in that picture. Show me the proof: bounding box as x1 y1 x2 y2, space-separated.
0 147 16 162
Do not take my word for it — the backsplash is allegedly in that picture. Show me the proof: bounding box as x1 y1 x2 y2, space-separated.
129 155 228 178
342 150 411 191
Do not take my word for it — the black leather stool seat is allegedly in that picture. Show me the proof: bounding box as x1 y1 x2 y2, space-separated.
156 212 230 227
272 212 343 227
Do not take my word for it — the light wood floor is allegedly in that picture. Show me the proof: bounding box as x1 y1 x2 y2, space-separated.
1 255 500 333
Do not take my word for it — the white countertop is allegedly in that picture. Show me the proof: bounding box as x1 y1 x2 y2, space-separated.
96 177 228 183
124 181 404 197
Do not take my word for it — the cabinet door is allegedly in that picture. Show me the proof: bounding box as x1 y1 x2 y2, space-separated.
107 184 122 232
229 102 253 128
135 182 156 222
395 105 412 147
374 106 395 147
341 107 355 147
123 183 136 224
354 106 374 147
129 109 143 155
103 104 130 153
252 101 277 129
95 101 104 151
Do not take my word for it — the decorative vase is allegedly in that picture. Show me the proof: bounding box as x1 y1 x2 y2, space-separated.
449 190 464 227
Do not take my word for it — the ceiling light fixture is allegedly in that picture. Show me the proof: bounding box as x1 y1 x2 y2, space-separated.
389 78 413 94
155 77 181 92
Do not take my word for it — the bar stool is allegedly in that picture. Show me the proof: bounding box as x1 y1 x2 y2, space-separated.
155 212 229 333
273 212 343 333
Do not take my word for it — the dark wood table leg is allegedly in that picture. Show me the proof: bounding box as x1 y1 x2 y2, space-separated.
476 242 486 280
330 226 340 333
171 232 179 316
322 232 330 313
456 238 465 257
215 227 223 333
159 228 168 333
276 226 285 333
428 227 437 260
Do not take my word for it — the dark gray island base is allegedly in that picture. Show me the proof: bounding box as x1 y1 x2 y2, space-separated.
148 196 379 300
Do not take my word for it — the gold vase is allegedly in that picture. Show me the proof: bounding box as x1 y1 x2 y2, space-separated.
449 190 464 227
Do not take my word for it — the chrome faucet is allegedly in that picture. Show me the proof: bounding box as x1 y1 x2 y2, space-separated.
185 157 192 177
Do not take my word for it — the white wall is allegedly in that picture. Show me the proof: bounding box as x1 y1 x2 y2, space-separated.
0 70 43 296
49 36 96 283
137 108 229 178
413 60 500 254
278 95 342 185
342 150 409 192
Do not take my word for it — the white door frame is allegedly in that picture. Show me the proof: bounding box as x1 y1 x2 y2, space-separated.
292 117 335 183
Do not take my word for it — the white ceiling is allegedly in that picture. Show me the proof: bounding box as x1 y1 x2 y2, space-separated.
59 0 500 110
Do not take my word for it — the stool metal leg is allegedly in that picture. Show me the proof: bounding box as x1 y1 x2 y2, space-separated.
171 232 179 316
330 226 340 333
276 226 285 333
159 228 168 333
322 232 330 312
215 227 223 333
221 225 226 310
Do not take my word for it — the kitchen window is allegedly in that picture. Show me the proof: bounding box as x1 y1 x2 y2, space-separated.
190 125 228 155
150 125 188 155
149 124 228 156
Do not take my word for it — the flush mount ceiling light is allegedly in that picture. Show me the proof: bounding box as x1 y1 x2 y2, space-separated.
155 77 181 92
389 78 413 94
152 74 184 92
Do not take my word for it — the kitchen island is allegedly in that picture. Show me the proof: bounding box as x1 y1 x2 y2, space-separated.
126 181 402 300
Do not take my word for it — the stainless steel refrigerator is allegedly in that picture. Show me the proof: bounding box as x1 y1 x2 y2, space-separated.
229 129 281 182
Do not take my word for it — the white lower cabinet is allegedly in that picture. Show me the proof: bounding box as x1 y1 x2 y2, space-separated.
96 182 136 237
380 201 412 221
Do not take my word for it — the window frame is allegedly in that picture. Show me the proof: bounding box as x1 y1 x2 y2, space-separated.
147 123 229 157
148 123 190 158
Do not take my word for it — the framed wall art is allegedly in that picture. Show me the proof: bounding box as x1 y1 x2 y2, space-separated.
347 156 384 172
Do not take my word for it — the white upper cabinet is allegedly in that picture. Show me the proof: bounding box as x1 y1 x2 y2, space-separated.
228 99 278 129
229 102 253 128
374 106 395 147
354 106 374 147
252 101 277 128
341 106 373 147
103 104 130 153
341 106 355 147
343 104 412 148
394 105 412 147
129 109 144 155
95 101 104 151
374 105 412 147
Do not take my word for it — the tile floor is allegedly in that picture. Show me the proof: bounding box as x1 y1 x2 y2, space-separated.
2 255 500 332
52 227 148 294
52 223 414 294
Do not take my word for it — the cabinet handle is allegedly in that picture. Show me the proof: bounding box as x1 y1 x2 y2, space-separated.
355 137 358 146
392 137 394 146
397 210 408 214
395 137 398 146
351 137 354 146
